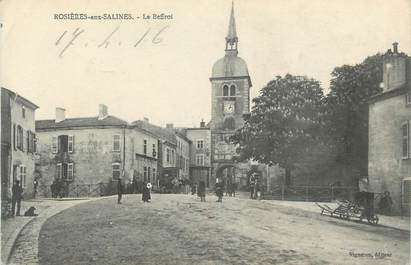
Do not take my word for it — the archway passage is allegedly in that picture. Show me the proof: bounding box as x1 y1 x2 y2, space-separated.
215 164 239 196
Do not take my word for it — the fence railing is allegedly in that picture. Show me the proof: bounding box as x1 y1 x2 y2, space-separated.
261 185 358 202
36 182 136 198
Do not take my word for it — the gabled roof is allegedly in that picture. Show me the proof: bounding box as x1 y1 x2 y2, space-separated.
2 87 39 110
36 116 128 130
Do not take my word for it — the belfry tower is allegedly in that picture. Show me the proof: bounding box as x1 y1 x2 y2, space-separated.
209 3 252 186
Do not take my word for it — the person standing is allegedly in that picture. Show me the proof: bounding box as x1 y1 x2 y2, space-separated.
142 182 152 202
215 178 224 203
117 178 123 204
11 180 23 216
197 181 206 202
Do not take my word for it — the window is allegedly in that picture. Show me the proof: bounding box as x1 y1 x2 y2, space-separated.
152 168 156 181
112 163 121 180
152 143 156 157
230 85 236 96
67 163 74 180
223 85 229 96
402 122 409 159
143 139 147 155
197 140 204 149
171 149 175 164
406 93 411 106
52 136 58 154
58 135 68 152
196 154 204 166
113 135 121 152
148 167 151 182
68 135 74 153
143 166 147 182
19 165 26 188
166 148 170 163
22 106 25 119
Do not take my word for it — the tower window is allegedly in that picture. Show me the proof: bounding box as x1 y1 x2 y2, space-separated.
223 85 229 97
224 117 235 130
230 85 236 96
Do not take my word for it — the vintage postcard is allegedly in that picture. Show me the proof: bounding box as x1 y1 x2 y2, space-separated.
1 0 410 264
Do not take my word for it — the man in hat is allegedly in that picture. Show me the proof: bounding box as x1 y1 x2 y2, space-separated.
11 180 23 216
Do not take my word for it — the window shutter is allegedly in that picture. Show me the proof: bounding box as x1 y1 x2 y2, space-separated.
52 136 57 154
26 131 30 153
13 124 16 150
402 121 409 159
68 135 74 153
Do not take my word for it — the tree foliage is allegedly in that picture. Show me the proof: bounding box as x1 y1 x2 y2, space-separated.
231 74 325 182
323 54 383 176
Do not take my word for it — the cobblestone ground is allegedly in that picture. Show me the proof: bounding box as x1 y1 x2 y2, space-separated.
7 200 92 265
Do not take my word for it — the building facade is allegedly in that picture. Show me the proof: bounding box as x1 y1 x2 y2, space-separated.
368 43 411 215
133 120 191 190
185 121 212 187
1 87 39 211
35 105 160 196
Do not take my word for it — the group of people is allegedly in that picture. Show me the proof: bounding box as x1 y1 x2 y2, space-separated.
117 178 152 204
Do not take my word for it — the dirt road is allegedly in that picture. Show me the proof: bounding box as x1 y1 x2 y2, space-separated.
38 194 409 265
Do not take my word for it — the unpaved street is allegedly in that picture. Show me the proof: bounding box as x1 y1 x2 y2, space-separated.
38 194 409 265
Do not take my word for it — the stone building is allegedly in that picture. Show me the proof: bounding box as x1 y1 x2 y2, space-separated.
1 87 39 210
368 43 411 215
185 121 212 187
35 105 160 196
133 120 191 189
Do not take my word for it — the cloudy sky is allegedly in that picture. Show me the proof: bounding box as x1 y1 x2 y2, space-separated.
1 0 410 127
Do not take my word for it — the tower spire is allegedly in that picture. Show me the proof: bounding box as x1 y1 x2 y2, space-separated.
225 1 238 56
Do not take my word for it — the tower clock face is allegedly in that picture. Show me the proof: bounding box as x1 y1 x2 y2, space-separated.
223 101 235 114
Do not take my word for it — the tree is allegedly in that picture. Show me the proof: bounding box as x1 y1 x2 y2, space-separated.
231 74 325 185
324 54 383 181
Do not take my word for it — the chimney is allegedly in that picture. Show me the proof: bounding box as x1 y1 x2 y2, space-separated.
392 42 399 53
98 104 108 120
143 117 149 123
166 123 174 129
200 119 205 128
55 107 66 123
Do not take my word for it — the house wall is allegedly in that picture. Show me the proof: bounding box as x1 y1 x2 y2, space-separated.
35 127 126 196
186 129 211 186
127 128 159 186
175 134 190 180
10 97 37 199
369 94 411 214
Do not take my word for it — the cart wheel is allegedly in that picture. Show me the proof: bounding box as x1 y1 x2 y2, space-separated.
368 216 379 225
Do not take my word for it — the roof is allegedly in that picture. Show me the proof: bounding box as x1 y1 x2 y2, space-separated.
2 87 39 110
211 55 250 79
36 116 128 130
133 120 177 144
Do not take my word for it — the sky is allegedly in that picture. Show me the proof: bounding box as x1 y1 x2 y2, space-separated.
1 0 410 127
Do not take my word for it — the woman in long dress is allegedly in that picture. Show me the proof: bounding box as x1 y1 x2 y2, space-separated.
142 182 152 202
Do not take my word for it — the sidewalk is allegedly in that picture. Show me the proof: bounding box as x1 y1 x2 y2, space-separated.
235 191 410 231
1 198 92 265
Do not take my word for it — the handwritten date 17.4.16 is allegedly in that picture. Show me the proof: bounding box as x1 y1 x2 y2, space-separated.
55 25 170 58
